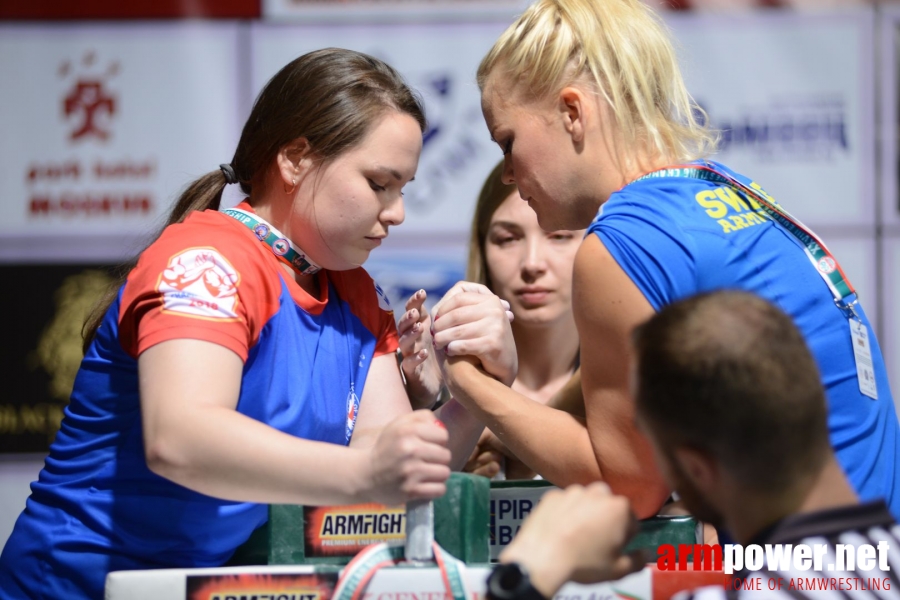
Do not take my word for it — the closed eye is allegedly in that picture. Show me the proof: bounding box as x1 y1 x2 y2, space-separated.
368 178 387 192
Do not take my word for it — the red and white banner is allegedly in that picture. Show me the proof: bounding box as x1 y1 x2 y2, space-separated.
0 23 244 262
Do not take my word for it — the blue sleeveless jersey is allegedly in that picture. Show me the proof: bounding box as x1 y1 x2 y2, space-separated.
0 205 398 599
588 160 899 517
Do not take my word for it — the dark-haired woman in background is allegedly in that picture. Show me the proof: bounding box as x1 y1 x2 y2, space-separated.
0 48 513 600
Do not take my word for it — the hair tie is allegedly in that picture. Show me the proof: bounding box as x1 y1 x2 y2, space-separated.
219 163 238 185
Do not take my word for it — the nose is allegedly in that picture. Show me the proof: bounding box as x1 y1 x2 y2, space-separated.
500 156 515 185
521 236 548 281
381 192 405 227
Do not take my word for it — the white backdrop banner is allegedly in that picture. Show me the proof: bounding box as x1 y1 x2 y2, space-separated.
0 23 244 262
0 11 877 260
263 0 526 22
668 10 876 229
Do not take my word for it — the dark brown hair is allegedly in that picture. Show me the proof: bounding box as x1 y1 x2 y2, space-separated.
465 160 518 288
83 48 426 352
632 290 830 492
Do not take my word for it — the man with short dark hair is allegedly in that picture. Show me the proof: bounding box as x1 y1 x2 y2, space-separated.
486 291 899 600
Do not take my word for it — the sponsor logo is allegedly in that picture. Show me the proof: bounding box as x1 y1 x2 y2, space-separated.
254 224 269 240
374 281 392 312
272 238 289 256
186 572 337 600
489 486 551 559
399 72 495 218
292 254 308 269
59 50 120 143
157 248 240 320
707 95 849 162
303 504 405 557
29 194 151 216
346 384 360 441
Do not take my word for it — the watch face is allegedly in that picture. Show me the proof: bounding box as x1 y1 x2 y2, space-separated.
489 562 527 598
498 563 526 588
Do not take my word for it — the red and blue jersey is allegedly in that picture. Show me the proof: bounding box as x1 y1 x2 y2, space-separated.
0 204 398 600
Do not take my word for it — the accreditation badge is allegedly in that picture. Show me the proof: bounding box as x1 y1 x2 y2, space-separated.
850 319 878 400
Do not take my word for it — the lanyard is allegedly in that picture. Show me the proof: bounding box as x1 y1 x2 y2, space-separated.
634 163 860 319
223 207 321 276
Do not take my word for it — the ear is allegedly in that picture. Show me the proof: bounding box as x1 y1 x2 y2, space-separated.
276 138 313 188
672 445 720 496
558 86 588 144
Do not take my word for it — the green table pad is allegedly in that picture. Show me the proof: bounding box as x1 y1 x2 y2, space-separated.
230 473 490 566
230 477 698 566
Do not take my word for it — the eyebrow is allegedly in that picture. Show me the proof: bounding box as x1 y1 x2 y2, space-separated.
489 220 523 231
372 166 414 182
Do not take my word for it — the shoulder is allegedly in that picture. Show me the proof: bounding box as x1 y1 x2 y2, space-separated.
123 209 280 325
136 210 269 279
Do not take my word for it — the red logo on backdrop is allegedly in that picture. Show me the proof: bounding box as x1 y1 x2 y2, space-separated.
24 51 159 219
59 51 119 143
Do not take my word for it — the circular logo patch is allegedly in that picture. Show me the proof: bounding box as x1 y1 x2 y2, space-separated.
272 238 289 256
817 257 836 274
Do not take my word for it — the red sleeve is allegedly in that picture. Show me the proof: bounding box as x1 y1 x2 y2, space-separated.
332 268 400 357
117 212 282 361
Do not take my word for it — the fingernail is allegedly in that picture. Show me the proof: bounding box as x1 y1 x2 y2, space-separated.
419 349 428 359
434 420 447 430
434 315 440 321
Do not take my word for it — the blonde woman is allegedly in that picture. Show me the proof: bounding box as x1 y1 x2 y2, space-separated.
432 0 900 519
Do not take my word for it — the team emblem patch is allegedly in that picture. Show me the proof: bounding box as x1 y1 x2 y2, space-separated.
157 248 240 320
253 224 269 240
346 384 360 441
272 238 289 256
374 281 392 313
817 257 836 274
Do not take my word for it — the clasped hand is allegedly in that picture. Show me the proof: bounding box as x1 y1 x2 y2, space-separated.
396 283 518 407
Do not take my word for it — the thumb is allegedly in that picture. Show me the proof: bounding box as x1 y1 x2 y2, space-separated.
607 551 647 580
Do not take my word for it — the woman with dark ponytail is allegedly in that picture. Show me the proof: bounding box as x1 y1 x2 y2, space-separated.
0 48 513 600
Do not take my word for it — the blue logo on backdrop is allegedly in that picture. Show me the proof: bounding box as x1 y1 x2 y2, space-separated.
400 71 495 216
703 96 849 163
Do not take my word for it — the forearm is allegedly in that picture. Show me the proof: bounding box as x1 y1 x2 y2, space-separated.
447 360 601 486
145 404 368 506
435 397 484 471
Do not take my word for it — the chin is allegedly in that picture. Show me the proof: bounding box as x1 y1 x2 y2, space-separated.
514 306 562 327
535 211 584 232
318 251 368 272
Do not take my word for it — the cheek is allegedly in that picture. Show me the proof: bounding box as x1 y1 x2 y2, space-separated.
485 248 521 289
315 186 373 230
550 247 579 283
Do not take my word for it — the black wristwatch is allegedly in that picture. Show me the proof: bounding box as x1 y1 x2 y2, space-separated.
486 562 549 600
